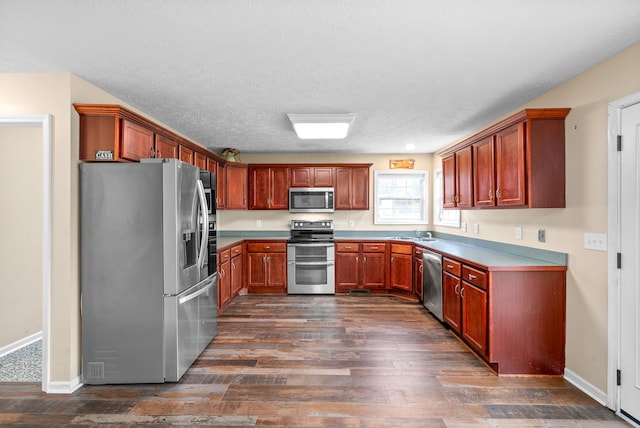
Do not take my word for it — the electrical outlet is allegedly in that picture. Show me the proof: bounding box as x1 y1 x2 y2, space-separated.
515 226 523 240
348 220 355 227
461 222 467 232
473 223 479 234
584 233 607 251
538 229 546 243
256 220 262 228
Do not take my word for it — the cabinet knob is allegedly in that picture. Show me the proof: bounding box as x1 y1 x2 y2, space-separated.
468 274 477 280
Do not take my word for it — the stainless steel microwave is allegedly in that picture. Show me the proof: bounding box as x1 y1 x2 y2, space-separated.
289 187 335 213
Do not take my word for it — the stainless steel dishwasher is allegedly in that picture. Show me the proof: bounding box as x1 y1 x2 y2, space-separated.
422 249 443 322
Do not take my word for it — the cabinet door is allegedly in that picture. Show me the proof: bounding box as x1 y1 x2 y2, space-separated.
495 122 526 206
290 167 312 187
462 282 488 356
390 253 412 291
473 136 495 207
216 162 226 209
206 158 218 175
194 152 207 170
414 256 424 301
179 145 194 165
249 166 271 209
246 252 266 288
314 167 334 187
335 168 352 209
218 259 231 310
231 255 243 297
336 251 359 290
269 167 290 209
455 146 473 208
155 134 179 159
442 154 456 209
121 119 154 161
350 167 369 210
443 272 461 333
362 252 385 288
226 164 248 209
265 252 287 288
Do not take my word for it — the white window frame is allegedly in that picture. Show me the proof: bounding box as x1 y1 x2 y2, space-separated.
433 168 460 227
374 170 428 225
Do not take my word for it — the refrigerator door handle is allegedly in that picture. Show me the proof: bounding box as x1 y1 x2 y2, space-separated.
178 276 215 305
196 179 209 269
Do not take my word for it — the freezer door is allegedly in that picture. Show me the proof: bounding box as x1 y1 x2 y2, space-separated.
164 274 217 382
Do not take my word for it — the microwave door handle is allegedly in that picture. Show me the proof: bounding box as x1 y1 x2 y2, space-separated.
196 179 209 269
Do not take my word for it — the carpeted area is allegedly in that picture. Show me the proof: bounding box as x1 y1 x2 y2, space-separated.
0 340 41 383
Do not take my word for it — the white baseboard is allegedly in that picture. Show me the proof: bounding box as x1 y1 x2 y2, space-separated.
0 331 42 358
564 368 608 406
45 376 82 394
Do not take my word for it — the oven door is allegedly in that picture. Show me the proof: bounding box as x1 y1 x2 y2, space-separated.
287 242 335 294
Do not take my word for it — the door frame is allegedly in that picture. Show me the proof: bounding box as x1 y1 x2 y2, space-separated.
607 91 640 422
0 115 52 392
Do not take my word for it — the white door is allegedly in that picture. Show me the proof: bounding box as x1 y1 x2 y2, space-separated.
620 101 640 423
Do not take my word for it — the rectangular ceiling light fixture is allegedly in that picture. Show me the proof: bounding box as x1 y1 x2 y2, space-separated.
287 113 355 139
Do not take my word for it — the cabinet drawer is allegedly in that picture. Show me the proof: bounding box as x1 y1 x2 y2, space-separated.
390 243 412 255
246 242 286 253
336 242 359 252
231 244 243 257
462 265 487 290
443 257 462 276
218 248 231 263
362 243 385 253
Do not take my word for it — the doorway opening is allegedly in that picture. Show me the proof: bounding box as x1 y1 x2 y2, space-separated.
0 115 51 392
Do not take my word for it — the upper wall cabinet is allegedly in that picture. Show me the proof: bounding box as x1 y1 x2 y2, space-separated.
290 166 335 187
442 146 473 209
248 165 290 210
335 166 370 210
74 104 223 167
438 108 570 209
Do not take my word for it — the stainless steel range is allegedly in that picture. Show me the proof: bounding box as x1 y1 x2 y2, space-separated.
287 220 335 294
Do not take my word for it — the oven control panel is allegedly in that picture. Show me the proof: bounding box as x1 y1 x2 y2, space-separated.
291 220 333 230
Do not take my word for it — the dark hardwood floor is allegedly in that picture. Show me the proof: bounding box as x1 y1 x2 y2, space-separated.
0 295 630 427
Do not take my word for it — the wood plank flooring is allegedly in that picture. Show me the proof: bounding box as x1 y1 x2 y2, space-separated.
0 295 630 427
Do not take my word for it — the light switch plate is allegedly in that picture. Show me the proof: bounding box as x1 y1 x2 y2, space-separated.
461 222 467 232
584 233 607 251
515 226 523 240
473 223 479 234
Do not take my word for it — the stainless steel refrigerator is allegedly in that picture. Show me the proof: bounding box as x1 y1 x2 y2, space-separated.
80 158 217 384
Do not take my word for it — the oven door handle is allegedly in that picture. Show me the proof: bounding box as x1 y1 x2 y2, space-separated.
288 261 335 266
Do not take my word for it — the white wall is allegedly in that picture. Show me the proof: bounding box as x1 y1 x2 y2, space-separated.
0 126 43 347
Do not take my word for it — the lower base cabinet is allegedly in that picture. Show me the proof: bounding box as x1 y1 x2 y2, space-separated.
442 255 566 375
246 242 287 293
390 244 413 293
335 242 387 292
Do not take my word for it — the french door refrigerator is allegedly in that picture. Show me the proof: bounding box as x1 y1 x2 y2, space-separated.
80 158 217 384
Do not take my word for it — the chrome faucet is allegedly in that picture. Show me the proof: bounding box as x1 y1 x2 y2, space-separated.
414 229 420 238
427 232 433 239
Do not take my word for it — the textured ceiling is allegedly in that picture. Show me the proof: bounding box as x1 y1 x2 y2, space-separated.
1 0 640 155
